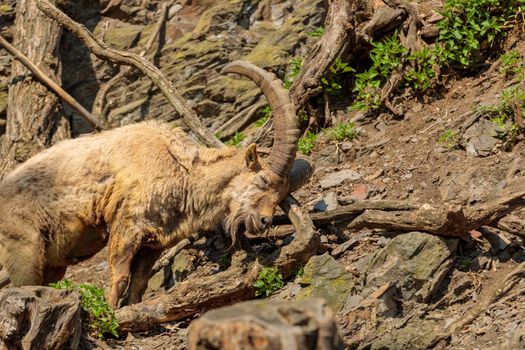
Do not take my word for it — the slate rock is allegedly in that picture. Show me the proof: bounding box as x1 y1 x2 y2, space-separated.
313 191 339 212
296 253 355 312
319 169 362 189
363 232 458 302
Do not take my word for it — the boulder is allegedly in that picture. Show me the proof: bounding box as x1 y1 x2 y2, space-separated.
188 298 343 350
296 253 355 312
363 232 458 302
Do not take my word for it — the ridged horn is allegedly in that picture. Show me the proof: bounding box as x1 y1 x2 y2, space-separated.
220 61 300 178
288 158 315 193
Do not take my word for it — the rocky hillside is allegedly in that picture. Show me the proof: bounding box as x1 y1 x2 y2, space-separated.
2 0 525 349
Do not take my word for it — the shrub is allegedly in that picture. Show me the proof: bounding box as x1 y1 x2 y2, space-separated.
50 280 119 338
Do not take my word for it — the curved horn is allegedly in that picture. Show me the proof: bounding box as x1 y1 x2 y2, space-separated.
220 61 300 177
288 158 315 193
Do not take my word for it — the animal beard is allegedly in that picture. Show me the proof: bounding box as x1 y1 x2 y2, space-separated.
223 206 251 248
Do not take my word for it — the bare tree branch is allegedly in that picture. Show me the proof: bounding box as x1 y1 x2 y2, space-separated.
34 0 224 148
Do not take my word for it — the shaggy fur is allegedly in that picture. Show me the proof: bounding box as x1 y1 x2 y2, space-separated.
0 121 288 307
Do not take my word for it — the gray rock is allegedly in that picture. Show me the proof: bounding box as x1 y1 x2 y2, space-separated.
363 232 458 302
296 253 355 312
319 169 362 189
146 249 197 295
188 298 343 350
463 119 500 157
313 192 339 212
331 237 361 258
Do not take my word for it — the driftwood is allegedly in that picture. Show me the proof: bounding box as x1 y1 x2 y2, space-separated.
0 286 82 350
187 299 343 350
116 196 319 332
34 0 223 148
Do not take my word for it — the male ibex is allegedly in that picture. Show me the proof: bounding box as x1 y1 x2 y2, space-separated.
0 62 312 308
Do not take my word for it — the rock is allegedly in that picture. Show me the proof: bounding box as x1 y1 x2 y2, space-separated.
331 236 361 258
370 321 443 350
296 253 355 312
319 169 362 189
188 299 343 350
313 192 339 212
364 232 458 302
463 119 500 157
350 184 370 200
103 20 144 49
146 249 197 295
0 286 82 350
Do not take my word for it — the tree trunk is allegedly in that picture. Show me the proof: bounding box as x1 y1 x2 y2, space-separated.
0 0 70 178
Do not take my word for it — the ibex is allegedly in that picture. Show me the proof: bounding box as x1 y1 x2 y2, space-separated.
0 62 313 308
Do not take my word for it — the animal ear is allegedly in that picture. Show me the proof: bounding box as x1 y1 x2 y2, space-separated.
245 143 260 171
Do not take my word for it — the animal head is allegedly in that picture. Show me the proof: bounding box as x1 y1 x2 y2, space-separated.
220 62 314 242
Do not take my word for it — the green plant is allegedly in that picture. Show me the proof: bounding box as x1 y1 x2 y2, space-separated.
297 131 318 155
405 47 438 92
350 69 381 111
458 258 473 270
500 50 523 77
254 267 284 297
326 122 358 142
436 0 524 68
322 58 354 94
477 85 523 140
438 129 459 149
307 26 324 37
255 106 272 127
50 280 119 338
350 35 406 111
284 58 303 89
370 35 407 77
295 265 304 279
225 132 246 147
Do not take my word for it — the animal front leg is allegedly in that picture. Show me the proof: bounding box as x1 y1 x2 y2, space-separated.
107 230 141 309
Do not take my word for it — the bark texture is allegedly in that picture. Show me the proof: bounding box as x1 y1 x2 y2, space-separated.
0 0 70 177
188 299 343 350
0 286 82 350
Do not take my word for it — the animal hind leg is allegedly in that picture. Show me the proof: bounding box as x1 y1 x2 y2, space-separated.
125 247 162 305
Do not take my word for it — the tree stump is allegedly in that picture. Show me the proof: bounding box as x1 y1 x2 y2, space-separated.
0 286 82 350
188 298 343 350
0 0 70 178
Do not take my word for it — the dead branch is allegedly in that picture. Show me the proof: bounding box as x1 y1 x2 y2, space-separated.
34 0 223 148
116 196 319 332
290 0 359 107
346 177 525 236
273 200 419 226
149 238 190 277
92 2 170 120
0 34 104 130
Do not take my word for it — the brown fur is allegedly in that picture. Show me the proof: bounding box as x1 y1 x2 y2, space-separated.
0 121 288 307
